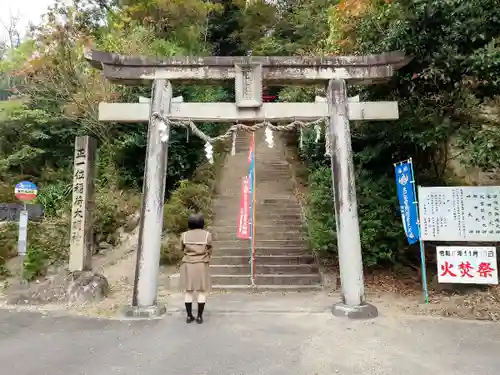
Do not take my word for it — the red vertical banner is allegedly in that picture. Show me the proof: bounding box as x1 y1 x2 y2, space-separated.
237 176 250 239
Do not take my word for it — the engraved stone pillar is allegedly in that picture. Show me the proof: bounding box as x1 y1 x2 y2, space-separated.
69 136 97 272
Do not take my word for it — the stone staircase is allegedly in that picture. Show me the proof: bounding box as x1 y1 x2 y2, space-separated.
209 130 322 290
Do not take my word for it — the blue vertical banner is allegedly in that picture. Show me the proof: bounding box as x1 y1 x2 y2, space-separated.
248 133 255 228
248 133 256 285
395 160 420 245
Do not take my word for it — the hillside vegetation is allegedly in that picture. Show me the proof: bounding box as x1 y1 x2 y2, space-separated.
0 0 499 279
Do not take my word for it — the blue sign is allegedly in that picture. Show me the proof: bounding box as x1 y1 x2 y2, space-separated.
14 181 38 201
395 161 420 245
248 142 255 229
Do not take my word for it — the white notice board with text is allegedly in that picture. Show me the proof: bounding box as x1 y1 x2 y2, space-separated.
418 186 500 242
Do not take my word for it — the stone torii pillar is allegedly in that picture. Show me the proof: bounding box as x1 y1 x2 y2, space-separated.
85 49 410 319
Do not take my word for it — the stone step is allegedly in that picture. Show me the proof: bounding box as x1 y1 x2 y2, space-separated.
213 210 303 218
212 247 310 256
215 201 301 206
213 205 302 211
213 240 308 248
256 164 289 168
211 219 304 224
214 202 301 208
208 224 305 232
216 190 298 195
210 254 314 266
214 197 297 203
256 164 290 168
259 274 321 285
214 231 307 241
256 175 293 179
258 213 303 219
213 204 302 209
213 219 303 225
256 170 291 174
207 135 321 291
211 284 323 292
256 179 294 183
215 203 302 209
211 274 321 286
215 196 297 202
256 171 292 175
211 275 251 285
258 162 289 166
260 198 300 204
210 264 318 275
255 215 303 222
256 173 291 177
211 265 251 274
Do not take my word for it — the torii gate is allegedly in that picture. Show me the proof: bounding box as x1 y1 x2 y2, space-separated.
85 49 410 319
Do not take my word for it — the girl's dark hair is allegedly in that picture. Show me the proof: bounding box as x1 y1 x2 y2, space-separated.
188 213 205 230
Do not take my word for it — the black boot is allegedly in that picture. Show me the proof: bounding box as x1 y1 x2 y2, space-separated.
196 303 205 324
185 303 195 323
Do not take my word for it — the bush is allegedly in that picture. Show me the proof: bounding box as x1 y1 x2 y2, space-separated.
0 179 141 278
160 162 219 265
0 223 18 270
22 245 50 281
163 180 213 234
29 218 71 262
0 179 71 278
306 165 409 268
0 217 70 279
306 167 336 254
0 181 17 203
160 235 184 266
94 188 141 244
35 182 72 217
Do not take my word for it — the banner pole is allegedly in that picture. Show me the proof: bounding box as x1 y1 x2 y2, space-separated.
251 132 256 286
409 158 429 304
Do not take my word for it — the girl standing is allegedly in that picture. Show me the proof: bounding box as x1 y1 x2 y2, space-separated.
180 213 212 324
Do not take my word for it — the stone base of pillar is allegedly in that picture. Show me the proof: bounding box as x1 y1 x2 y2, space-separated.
332 302 378 320
121 304 167 319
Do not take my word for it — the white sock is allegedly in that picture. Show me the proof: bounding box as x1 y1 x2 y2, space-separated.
185 292 194 303
197 292 206 303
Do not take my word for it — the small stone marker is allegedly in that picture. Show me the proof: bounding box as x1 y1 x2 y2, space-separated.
69 136 97 272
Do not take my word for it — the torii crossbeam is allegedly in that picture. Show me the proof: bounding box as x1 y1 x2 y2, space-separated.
85 48 410 319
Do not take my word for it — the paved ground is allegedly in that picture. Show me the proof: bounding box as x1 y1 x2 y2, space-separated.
1 292 500 375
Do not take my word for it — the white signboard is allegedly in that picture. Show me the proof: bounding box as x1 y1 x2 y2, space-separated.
418 186 500 241
436 246 498 284
17 210 28 256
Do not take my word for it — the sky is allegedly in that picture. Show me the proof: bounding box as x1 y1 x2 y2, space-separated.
0 0 57 43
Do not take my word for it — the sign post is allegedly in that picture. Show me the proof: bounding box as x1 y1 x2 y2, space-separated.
14 181 38 281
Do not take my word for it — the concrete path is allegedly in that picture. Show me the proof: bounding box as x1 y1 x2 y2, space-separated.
1 292 500 375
